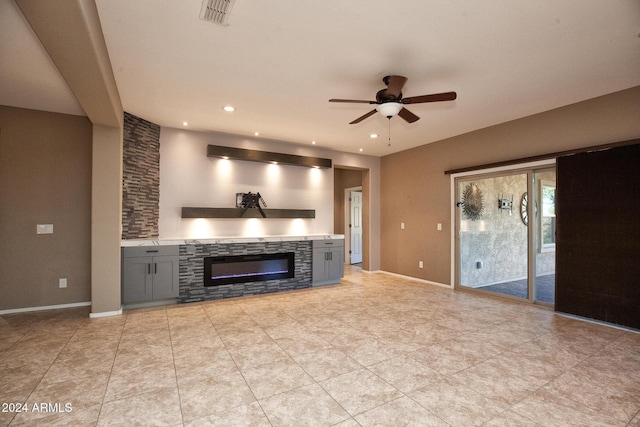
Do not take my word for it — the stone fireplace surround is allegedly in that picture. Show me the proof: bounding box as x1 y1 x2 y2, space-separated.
122 235 343 303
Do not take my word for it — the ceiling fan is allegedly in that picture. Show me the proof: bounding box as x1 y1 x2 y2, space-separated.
329 75 457 124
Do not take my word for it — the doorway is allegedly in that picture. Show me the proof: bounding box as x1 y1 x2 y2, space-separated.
334 167 367 268
346 189 363 264
454 162 556 305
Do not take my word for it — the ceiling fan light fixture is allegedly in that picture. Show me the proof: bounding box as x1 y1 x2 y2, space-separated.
376 102 402 118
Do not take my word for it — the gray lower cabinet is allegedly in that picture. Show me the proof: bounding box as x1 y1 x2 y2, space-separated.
312 240 344 286
122 246 179 303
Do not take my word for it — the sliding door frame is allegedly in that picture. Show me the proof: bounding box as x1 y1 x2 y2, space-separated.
450 159 556 302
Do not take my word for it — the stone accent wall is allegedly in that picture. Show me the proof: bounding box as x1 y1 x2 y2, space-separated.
122 112 160 239
459 173 528 287
179 241 312 303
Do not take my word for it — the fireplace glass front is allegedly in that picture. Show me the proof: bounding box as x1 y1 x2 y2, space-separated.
204 252 295 286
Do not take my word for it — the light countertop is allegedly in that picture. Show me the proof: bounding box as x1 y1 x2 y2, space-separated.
121 234 344 247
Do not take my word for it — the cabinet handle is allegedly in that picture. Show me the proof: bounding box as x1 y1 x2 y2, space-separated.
329 252 332 261
154 263 157 274
148 263 151 274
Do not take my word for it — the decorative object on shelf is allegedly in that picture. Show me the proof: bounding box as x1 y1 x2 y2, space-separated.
498 194 513 215
236 192 267 218
461 183 484 221
207 145 332 169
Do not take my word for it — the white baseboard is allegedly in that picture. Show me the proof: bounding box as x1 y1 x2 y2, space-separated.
376 271 453 289
0 301 91 316
89 307 123 318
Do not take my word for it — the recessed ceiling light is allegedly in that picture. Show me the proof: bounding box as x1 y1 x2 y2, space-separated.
182 121 188 127
311 141 316 145
359 148 363 152
222 105 235 112
254 132 260 136
369 133 378 139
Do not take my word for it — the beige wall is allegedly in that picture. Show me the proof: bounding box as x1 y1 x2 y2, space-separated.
333 168 364 235
15 0 124 316
90 125 123 315
0 106 92 310
380 86 640 284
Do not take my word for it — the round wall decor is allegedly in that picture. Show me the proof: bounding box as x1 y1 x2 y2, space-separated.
520 192 529 225
462 183 484 221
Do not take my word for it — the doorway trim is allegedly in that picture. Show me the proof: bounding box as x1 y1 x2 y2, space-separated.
449 159 556 289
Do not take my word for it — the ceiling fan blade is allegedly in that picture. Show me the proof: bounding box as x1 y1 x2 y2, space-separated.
384 75 408 98
349 109 377 124
398 107 420 123
402 91 457 104
329 98 376 104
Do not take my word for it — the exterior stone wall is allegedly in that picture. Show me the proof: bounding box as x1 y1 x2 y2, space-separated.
178 241 312 303
460 173 528 287
459 171 556 287
122 112 160 239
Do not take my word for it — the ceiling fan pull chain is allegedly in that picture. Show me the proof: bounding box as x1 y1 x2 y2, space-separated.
388 118 391 147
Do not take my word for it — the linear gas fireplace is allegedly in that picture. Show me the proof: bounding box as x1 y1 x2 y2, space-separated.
204 252 295 287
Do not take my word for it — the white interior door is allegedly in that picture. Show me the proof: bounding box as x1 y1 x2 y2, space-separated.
350 191 363 264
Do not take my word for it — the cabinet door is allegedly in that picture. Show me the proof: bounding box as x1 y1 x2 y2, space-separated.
327 249 344 281
152 256 179 299
122 257 152 302
312 249 329 282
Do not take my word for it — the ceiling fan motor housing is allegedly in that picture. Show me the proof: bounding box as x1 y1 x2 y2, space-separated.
376 89 402 103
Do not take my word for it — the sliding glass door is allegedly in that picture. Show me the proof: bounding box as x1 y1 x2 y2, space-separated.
533 168 556 304
455 165 556 305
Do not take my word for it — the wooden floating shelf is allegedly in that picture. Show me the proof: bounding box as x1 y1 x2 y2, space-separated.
181 207 316 219
207 145 332 169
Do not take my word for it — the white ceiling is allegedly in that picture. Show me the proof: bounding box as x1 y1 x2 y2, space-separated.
2 0 639 156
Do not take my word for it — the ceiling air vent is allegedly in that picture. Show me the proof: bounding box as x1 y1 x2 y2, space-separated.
199 0 236 26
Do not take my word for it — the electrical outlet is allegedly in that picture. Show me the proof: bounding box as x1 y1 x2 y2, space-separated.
59 278 67 288
437 223 442 231
37 224 54 234
419 261 424 269
401 222 405 230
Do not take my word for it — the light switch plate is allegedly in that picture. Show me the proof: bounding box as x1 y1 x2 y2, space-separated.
37 224 54 234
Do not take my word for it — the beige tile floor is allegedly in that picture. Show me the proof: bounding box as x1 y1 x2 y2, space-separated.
1 266 639 426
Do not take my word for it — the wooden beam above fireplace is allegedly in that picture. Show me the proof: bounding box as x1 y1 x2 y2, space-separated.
207 145 332 169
